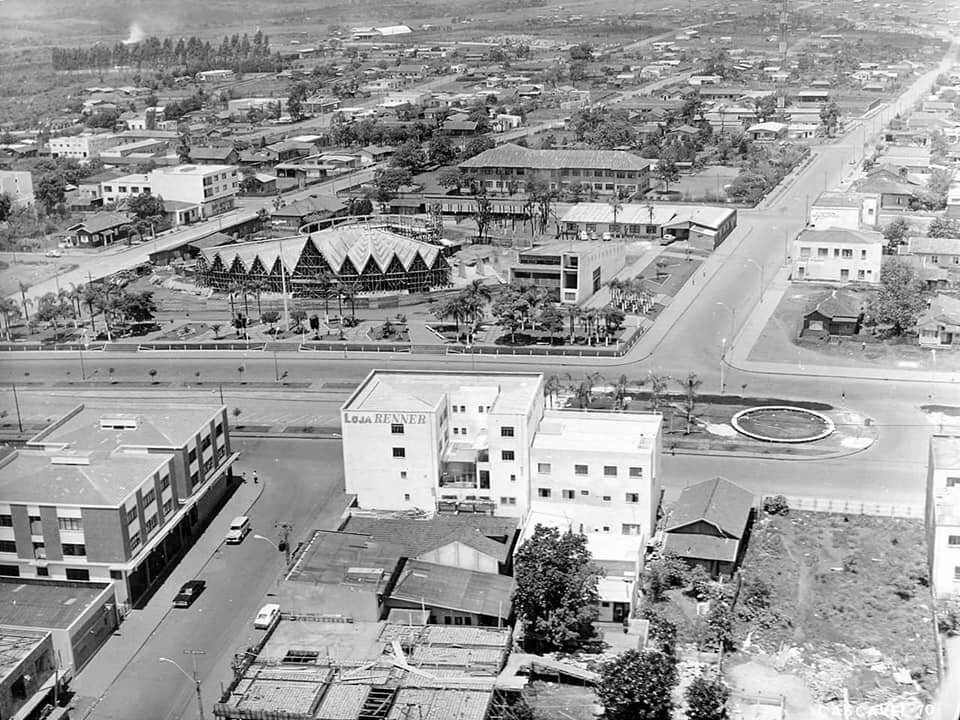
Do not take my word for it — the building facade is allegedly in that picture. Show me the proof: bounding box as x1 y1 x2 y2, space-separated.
459 144 651 198
0 402 236 607
0 170 34 208
340 371 663 537
926 435 960 599
0 630 55 720
559 203 739 250
792 228 883 284
510 241 627 305
149 164 239 218
48 133 119 159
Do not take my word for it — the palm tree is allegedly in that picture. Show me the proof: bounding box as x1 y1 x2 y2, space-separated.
249 278 267 319
648 372 670 412
613 374 629 410
678 372 702 434
565 304 581 343
608 193 623 229
340 280 362 322
80 283 100 335
313 271 337 319
0 297 21 340
433 296 466 339
544 374 563 408
18 281 31 328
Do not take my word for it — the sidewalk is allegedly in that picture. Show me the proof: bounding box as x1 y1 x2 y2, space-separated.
70 475 264 719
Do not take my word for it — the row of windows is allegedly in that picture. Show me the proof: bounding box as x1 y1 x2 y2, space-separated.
451 404 491 413
537 462 642 478
537 488 641 502
0 515 83 531
928 255 960 265
799 247 869 260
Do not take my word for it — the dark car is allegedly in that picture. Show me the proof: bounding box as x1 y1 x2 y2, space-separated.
173 579 206 608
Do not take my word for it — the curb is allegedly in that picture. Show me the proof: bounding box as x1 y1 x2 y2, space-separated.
670 438 876 462
75 478 265 720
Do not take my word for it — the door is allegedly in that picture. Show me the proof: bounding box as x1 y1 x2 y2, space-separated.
840 268 850 281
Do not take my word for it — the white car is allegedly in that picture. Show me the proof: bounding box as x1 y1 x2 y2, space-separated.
254 603 280 629
45 249 62 257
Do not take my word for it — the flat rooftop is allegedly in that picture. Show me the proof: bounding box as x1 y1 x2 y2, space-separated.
0 630 49 680
285 530 405 593
0 578 112 629
932 435 960 470
259 619 384 664
532 409 660 453
343 371 542 416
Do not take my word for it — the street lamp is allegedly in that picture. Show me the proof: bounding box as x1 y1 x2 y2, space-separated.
78 329 89 381
159 651 206 720
252 533 278 552
720 337 727 394
715 301 735 341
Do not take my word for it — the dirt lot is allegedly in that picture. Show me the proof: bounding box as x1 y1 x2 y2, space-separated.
747 282 960 373
730 511 937 714
670 166 741 203
0 254 78 298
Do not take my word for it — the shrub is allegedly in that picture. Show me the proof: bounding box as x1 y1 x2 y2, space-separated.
763 495 790 516
937 596 960 636
687 565 712 600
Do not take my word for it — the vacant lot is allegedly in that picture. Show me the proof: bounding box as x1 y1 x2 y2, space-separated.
733 511 937 702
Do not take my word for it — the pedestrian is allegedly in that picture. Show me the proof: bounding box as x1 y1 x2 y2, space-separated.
241 471 247 484
253 470 258 484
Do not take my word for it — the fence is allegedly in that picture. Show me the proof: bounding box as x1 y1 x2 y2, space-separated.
729 691 786 720
138 342 267 351
768 495 923 519
0 342 106 352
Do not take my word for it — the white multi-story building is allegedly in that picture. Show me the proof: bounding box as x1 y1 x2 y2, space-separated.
927 434 960 599
340 371 663 537
100 173 152 205
792 228 883 284
48 132 119 160
149 164 238 218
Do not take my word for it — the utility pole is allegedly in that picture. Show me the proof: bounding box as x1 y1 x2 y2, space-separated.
11 383 22 433
184 650 207 720
275 521 294 565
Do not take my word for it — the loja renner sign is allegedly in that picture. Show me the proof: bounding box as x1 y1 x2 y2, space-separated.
344 413 427 424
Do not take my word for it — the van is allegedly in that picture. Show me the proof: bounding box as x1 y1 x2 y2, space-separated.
225 516 250 544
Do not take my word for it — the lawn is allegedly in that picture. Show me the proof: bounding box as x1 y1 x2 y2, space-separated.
669 165 741 203
734 511 938 699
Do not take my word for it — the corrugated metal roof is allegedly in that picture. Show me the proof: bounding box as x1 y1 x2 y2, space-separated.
460 143 652 172
386 689 491 720
389 560 514 618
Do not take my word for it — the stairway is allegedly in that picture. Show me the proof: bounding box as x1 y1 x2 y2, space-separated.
358 686 396 720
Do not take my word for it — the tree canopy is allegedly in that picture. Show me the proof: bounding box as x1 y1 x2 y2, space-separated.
867 258 927 335
597 650 677 720
512 524 601 653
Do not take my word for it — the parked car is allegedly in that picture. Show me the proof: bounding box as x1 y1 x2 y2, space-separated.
254 603 280 629
173 579 206 608
45 249 62 257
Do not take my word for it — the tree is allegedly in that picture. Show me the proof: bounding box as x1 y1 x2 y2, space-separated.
369 167 412 209
127 191 165 226
438 167 468 192
868 259 926 335
117 290 157 323
347 196 373 216
819 101 840 137
0 297 21 340
655 158 680 192
473 192 493 243
685 672 730 720
538 305 564 344
211 323 222 339
35 174 67 212
725 171 768 204
927 217 960 239
176 131 191 163
427 135 457 166
392 139 427 172
461 136 494 160
923 168 954 210
678 372 702 434
648 372 670 412
512 525 601 653
597 650 677 720
882 217 911 249
35 292 74 334
704 599 734 652
0 193 11 222
287 82 308 121
261 309 280 332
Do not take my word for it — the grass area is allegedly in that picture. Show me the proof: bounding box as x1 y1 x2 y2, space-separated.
669 165 740 203
734 511 938 697
748 282 960 372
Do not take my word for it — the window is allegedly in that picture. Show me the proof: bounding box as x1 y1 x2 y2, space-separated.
127 507 137 524
500 426 515 437
29 516 42 535
538 488 552 498
33 543 46 560
0 514 11 527
625 493 640 503
954 566 960 581
799 247 810 259
857 270 865 280
949 536 960 547
452 404 458 412
129 532 141 550
391 423 404 434
0 540 16 553
62 543 86 556
603 465 618 477
145 515 158 532
453 427 460 435
479 470 490 487
163 499 173 514
574 464 588 476
509 474 516 483
36 567 49 577
538 462 551 474
392 447 406 458
190 471 199 486
622 524 642 535
58 517 83 531
629 467 643 478
861 250 867 260
500 496 517 505
188 448 197 463
478 406 485 413
562 489 576 500
949 477 960 487
460 405 466 412
143 489 156 506
160 474 170 491
215 423 224 437
404 493 411 501
501 450 515 461
931 255 939 264
817 248 829 257
581 490 589 496
200 435 211 451
461 427 467 435
400 471 407 479
603 495 612 502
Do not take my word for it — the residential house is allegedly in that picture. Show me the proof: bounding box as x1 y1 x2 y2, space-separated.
853 171 918 210
271 194 347 232
64 212 131 247
662 477 753 578
916 295 960 348
265 141 314 164
906 236 960 271
459 143 651 197
747 121 788 142
801 289 863 337
925 435 960 599
442 118 479 136
385 561 514 626
947 179 960 219
302 96 341 115
882 145 932 174
0 629 56 719
360 145 395 164
189 145 239 165
792 228 883 283
796 89 830 105
239 173 278 196
702 105 758 134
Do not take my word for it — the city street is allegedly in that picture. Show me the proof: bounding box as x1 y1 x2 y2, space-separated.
75 438 349 720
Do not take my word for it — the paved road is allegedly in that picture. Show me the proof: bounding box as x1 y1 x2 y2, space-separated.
77 438 349 720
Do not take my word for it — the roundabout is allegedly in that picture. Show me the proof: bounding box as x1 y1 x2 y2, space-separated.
731 405 836 443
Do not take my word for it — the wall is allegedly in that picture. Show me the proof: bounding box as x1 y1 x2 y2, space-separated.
417 541 500 574
82 507 127 564
0 632 54 720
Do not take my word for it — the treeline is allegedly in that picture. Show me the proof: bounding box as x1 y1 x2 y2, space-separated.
51 30 284 75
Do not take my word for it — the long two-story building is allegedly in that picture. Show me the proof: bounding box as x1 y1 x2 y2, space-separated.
0 402 237 607
459 144 652 198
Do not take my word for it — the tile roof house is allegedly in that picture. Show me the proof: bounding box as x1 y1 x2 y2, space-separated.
65 212 131 247
662 477 754 577
916 294 960 348
853 171 919 210
906 236 960 269
188 145 239 164
802 289 863 337
270 194 347 232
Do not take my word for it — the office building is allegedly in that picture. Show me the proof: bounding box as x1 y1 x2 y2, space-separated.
510 241 626 305
48 132 119 160
0 402 236 606
792 228 883 284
